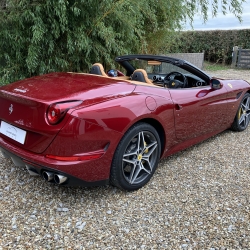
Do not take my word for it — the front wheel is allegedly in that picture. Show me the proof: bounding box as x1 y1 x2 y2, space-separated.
110 123 161 191
231 93 250 132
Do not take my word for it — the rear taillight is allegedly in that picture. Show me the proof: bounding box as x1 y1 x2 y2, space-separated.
46 101 82 125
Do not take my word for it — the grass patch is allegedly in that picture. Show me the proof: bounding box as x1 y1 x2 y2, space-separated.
203 61 231 71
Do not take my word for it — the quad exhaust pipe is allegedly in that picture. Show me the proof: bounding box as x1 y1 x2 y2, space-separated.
42 171 68 184
43 171 54 181
54 174 68 184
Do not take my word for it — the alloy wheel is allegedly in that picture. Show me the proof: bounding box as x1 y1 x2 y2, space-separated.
122 131 159 185
238 95 250 128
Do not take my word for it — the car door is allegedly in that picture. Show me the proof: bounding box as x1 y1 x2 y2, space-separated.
169 85 229 141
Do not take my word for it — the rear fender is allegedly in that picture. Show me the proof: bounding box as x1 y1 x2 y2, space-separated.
71 93 176 157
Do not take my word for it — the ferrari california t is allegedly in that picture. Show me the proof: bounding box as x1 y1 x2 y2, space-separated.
0 55 249 191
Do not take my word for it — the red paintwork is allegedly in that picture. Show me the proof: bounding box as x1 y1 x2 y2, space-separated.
0 73 135 153
0 72 249 185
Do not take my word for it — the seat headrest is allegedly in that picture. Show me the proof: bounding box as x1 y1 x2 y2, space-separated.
90 63 108 77
131 69 153 85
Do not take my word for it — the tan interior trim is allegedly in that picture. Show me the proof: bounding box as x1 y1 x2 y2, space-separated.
92 64 153 85
70 72 162 88
132 69 154 85
115 76 130 80
148 61 161 65
92 63 108 77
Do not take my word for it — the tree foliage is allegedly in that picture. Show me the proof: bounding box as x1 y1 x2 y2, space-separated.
0 0 246 84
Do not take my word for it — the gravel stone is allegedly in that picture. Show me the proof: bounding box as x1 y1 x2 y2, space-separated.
1 69 250 249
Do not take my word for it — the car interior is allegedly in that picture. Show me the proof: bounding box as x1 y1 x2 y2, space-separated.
89 59 208 88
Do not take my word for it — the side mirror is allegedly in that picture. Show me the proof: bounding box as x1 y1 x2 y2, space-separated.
211 79 223 90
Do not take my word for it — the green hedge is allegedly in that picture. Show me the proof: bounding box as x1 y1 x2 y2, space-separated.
169 29 250 64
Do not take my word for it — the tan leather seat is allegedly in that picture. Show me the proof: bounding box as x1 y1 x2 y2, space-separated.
131 69 153 85
89 63 108 77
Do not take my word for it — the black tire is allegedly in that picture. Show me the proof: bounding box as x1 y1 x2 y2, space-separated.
110 123 161 191
231 93 250 132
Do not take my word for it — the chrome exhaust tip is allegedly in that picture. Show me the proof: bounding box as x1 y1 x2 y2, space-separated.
54 174 68 184
42 171 54 182
26 165 39 176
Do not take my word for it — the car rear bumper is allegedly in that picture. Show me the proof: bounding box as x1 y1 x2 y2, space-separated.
0 140 110 187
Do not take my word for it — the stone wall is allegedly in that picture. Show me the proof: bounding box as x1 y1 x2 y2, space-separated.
165 53 204 69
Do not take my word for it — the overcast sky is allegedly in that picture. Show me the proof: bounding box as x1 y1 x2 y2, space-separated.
185 1 250 30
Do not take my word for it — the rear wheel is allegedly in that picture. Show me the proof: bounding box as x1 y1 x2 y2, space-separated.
110 123 161 191
231 93 250 131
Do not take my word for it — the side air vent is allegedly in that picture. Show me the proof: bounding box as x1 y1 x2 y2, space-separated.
236 91 243 99
196 81 203 87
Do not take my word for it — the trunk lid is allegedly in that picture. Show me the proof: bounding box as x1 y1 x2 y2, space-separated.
0 73 135 153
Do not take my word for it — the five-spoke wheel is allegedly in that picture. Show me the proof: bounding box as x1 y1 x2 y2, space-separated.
231 93 250 131
110 123 161 191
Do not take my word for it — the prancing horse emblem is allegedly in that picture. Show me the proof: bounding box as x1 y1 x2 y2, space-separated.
9 104 13 115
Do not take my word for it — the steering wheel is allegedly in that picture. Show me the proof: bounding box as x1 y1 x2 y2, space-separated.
164 71 188 88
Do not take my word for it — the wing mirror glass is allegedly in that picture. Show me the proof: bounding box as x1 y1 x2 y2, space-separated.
211 79 222 90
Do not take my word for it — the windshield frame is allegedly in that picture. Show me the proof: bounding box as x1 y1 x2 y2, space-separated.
115 54 211 82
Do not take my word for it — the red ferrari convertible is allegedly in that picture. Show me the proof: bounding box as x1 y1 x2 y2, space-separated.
0 55 249 191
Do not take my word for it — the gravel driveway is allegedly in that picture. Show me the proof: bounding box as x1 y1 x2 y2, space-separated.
1 69 250 249
206 68 250 83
